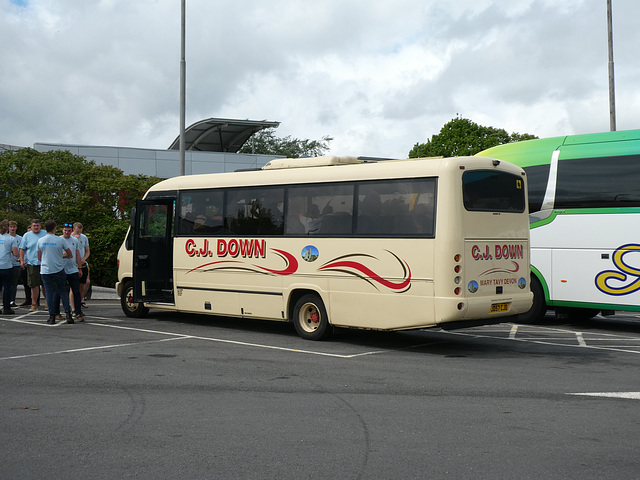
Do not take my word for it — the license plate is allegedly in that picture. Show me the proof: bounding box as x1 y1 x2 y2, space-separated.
490 303 510 313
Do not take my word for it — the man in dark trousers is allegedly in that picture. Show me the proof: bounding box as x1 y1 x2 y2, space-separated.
36 220 73 325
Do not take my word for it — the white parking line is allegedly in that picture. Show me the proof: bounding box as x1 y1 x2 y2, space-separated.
4 313 640 359
0 316 391 359
88 322 388 358
0 311 44 324
509 325 518 340
567 392 640 400
0 337 188 361
446 326 640 355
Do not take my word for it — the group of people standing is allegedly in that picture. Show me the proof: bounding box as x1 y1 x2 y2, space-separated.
0 219 90 325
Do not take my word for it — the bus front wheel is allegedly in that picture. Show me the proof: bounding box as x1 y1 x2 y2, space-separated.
293 294 331 340
121 280 149 318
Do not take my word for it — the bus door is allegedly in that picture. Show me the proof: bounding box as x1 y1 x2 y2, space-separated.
133 199 175 304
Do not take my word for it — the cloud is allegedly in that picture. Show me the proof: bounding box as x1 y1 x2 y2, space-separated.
1 0 639 158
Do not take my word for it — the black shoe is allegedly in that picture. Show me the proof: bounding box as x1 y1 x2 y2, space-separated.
65 311 74 324
47 315 56 324
19 301 30 307
3 309 15 315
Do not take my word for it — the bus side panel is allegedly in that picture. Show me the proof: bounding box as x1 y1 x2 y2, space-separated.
175 270 239 316
327 280 435 330
309 239 435 330
530 248 552 298
173 237 285 320
532 211 640 308
176 270 286 319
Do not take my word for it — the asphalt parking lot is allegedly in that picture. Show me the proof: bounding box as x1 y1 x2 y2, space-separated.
2 295 640 479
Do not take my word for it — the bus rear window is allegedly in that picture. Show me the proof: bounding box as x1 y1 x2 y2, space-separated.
463 170 526 213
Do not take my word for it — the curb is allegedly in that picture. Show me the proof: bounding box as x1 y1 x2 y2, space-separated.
14 286 120 302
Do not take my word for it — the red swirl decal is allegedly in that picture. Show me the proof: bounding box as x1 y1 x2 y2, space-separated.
318 252 411 292
186 259 242 274
187 249 298 276
478 261 520 276
253 248 298 276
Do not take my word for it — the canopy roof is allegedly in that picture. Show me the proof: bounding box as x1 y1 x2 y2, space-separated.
168 118 280 153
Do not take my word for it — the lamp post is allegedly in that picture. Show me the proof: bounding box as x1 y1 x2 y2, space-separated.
179 0 186 175
607 0 616 132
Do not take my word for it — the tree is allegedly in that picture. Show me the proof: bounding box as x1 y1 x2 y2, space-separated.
409 116 538 158
238 128 333 158
0 148 160 287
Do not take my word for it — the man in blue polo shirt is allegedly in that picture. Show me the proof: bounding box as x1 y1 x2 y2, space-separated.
0 220 20 315
19 219 46 311
52 222 84 322
37 220 73 325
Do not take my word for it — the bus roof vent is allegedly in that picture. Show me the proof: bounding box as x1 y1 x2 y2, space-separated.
262 155 364 170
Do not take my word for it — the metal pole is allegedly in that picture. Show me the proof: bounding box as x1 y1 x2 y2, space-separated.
607 0 616 132
179 0 186 175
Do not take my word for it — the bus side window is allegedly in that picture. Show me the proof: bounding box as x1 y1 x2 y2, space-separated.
178 190 224 235
287 183 354 236
357 192 383 234
555 154 640 209
226 187 284 236
356 178 436 236
125 228 134 250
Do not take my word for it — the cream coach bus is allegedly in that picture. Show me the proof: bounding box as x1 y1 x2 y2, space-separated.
116 155 533 340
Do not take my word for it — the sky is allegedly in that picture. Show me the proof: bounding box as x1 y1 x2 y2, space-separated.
1 0 639 158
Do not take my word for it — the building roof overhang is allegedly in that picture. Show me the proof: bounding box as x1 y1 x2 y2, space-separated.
168 118 280 153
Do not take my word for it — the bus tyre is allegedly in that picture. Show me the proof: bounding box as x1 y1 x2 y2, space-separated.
293 294 331 341
517 276 546 324
562 308 600 321
121 280 149 318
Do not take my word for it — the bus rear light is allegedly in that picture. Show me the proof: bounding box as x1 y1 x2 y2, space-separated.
454 287 461 295
454 276 461 284
454 254 461 262
457 303 464 310
454 265 461 273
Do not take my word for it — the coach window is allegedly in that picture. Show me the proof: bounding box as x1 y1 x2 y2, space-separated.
555 155 640 209
287 183 354 235
177 190 224 235
356 178 436 236
226 187 284 236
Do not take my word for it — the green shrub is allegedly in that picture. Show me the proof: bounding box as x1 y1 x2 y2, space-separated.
0 148 159 287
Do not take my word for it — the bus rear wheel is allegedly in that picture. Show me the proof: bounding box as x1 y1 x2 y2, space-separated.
557 307 600 321
121 280 149 318
293 294 331 340
517 276 546 324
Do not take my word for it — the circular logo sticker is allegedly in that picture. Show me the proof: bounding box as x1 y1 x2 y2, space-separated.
468 280 479 294
302 245 319 262
518 277 527 289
